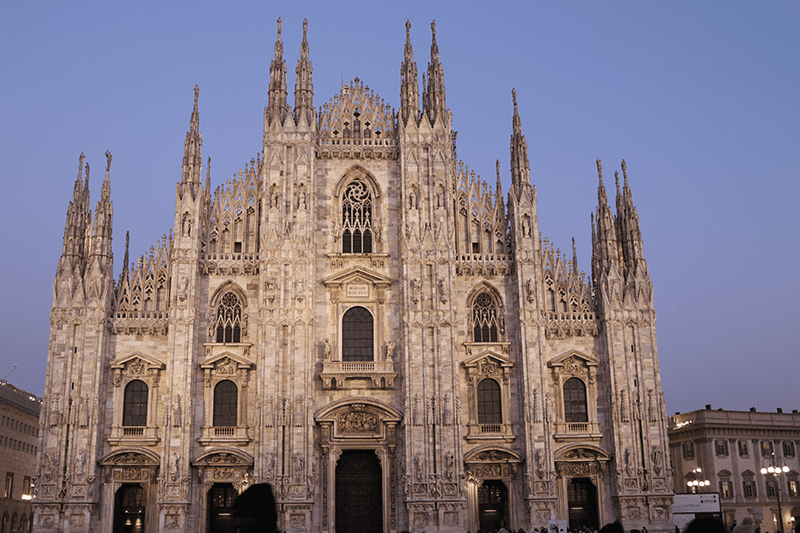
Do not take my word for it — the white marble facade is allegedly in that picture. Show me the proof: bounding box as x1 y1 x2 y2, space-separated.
35 19 674 533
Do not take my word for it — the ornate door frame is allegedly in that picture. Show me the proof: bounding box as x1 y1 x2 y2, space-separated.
553 445 610 528
464 446 523 533
315 398 402 533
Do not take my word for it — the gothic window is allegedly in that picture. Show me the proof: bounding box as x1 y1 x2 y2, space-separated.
472 292 499 343
477 379 502 425
342 306 373 361
342 179 373 254
213 380 238 427
563 377 588 423
215 292 242 343
122 380 148 427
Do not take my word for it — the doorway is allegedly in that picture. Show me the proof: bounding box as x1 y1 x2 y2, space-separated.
478 480 509 531
113 484 146 533
335 450 383 533
567 477 599 531
207 483 237 533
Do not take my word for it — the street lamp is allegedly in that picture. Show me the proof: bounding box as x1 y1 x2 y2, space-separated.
761 454 790 533
686 467 710 493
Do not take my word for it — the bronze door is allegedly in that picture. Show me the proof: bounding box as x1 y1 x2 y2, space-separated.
567 477 598 531
113 484 146 533
335 450 383 533
478 480 509 531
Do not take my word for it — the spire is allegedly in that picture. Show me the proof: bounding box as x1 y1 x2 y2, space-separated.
572 237 579 277
509 89 531 188
495 159 503 199
592 158 620 276
181 85 203 187
90 151 113 260
400 20 419 126
122 231 130 277
294 18 314 127
61 152 92 262
423 20 446 125
267 17 289 126
615 159 646 270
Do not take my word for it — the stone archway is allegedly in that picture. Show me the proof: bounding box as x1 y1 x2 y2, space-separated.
193 449 254 533
464 447 523 533
554 445 610 530
316 399 402 533
99 450 161 533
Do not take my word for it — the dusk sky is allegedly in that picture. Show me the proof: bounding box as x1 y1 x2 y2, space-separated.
1 1 797 415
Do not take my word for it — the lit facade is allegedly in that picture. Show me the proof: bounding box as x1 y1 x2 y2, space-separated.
35 19 674 533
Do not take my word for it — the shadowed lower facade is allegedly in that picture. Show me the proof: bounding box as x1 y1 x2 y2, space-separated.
34 18 674 533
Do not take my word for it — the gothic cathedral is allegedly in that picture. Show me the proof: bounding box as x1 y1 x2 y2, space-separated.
35 19 674 533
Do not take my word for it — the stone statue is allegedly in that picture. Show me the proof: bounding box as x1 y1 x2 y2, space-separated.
385 341 395 361
323 339 332 360
172 395 182 427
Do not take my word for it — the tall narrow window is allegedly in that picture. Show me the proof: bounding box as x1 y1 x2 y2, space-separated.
472 292 499 342
215 292 242 343
342 179 373 253
213 380 238 427
563 377 588 423
477 379 502 425
342 306 374 361
122 380 148 427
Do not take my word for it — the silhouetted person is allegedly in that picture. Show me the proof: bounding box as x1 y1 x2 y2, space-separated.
685 517 726 533
232 483 278 533
599 522 624 533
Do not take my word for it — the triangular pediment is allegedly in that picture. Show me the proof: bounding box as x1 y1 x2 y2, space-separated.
463 349 513 369
547 350 599 369
323 266 392 288
200 351 253 370
110 352 165 371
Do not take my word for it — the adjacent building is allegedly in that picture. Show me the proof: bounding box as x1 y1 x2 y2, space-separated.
0 381 42 533
669 406 800 532
35 19 674 533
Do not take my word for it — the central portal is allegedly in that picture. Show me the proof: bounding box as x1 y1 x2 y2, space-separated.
567 477 599 531
335 450 383 533
478 480 509 531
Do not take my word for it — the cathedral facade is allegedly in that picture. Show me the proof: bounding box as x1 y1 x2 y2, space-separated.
35 19 674 533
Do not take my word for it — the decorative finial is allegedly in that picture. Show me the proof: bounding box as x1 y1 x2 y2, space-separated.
303 18 308 37
621 159 627 180
496 159 500 179
277 17 282 37
105 151 112 172
614 170 620 193
512 88 517 108
596 158 602 178
431 20 436 34
406 19 411 35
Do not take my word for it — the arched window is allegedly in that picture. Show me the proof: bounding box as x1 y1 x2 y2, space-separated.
213 380 238 427
122 380 148 427
477 379 502 425
342 306 373 361
342 179 373 253
472 292 500 342
215 292 242 343
563 377 588 423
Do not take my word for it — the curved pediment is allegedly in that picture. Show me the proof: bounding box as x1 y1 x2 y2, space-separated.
193 448 254 467
315 397 402 423
99 448 161 467
554 444 611 462
464 446 523 463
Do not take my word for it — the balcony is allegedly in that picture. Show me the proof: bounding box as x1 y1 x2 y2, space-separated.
553 420 602 442
198 426 251 446
466 422 516 443
108 426 160 446
320 361 397 390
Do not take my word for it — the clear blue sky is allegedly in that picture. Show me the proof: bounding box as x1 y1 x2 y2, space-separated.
1 1 797 414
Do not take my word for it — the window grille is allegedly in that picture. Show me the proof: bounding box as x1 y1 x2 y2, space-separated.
342 306 374 361
215 292 242 343
563 377 588 423
213 380 238 427
122 380 148 427
472 293 499 342
477 379 502 425
342 179 373 253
